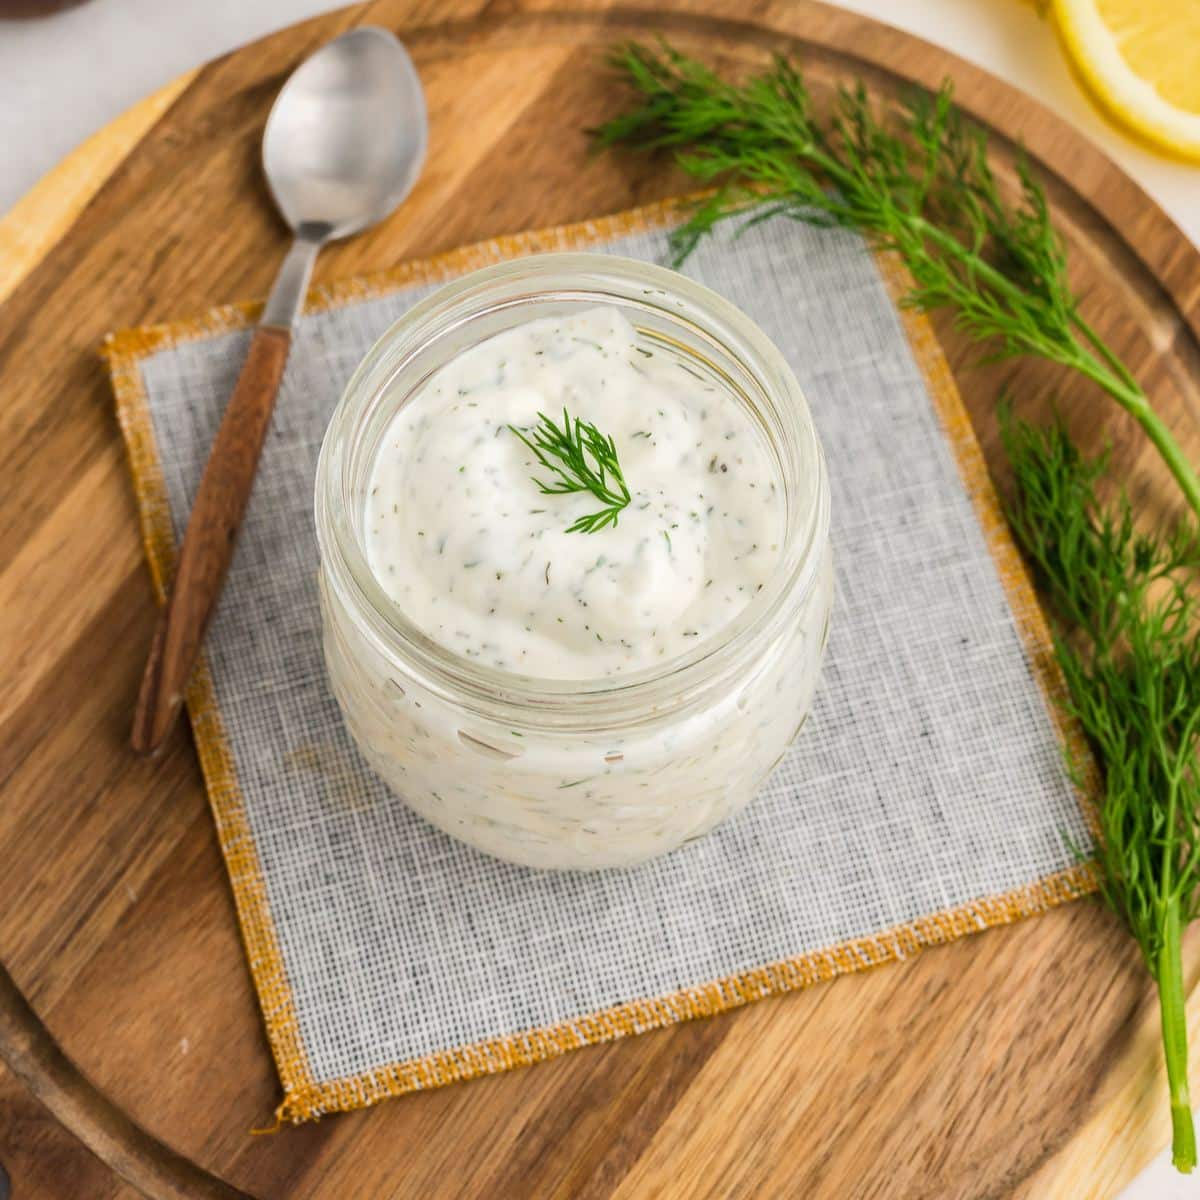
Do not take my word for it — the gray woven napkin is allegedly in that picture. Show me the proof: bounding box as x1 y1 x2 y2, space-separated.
109 209 1093 1121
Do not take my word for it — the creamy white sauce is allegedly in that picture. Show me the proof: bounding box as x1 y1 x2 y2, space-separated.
363 306 784 678
321 300 832 869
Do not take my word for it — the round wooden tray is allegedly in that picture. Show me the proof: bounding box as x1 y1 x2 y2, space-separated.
3 2 1199 1197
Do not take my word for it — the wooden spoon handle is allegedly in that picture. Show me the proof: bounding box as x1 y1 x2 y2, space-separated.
131 324 291 754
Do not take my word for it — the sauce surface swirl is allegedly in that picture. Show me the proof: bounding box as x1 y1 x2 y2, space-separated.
364 306 784 679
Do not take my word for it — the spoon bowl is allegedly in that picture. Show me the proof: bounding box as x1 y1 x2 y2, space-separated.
264 27 428 240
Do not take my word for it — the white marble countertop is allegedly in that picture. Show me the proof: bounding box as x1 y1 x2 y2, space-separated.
2 2 1197 1195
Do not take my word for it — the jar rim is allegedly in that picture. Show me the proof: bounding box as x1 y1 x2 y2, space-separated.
314 252 830 719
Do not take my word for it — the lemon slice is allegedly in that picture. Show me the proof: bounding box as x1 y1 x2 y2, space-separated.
1053 0 1200 160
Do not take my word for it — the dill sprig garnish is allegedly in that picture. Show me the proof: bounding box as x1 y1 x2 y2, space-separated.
509 409 632 534
593 42 1200 522
1004 416 1200 1170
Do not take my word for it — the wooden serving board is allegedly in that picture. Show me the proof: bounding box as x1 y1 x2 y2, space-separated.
2 2 1199 1197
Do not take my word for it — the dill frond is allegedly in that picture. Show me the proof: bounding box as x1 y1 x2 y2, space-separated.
1004 417 1200 1169
594 42 1200 521
509 409 632 533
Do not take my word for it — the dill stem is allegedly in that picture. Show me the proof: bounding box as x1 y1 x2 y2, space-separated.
1158 708 1194 1174
1068 354 1200 521
1071 311 1144 396
1158 897 1196 1171
1124 397 1200 523
916 217 1200 518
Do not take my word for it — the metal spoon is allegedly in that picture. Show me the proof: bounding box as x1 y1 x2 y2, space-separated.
132 27 427 754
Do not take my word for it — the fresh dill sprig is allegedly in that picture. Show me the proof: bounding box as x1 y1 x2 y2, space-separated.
1004 415 1200 1171
595 41 1200 1172
509 408 632 534
593 42 1200 521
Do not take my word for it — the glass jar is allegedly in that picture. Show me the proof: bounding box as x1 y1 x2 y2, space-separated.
315 253 832 870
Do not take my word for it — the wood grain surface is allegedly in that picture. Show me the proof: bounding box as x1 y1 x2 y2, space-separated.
2 2 1199 1197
